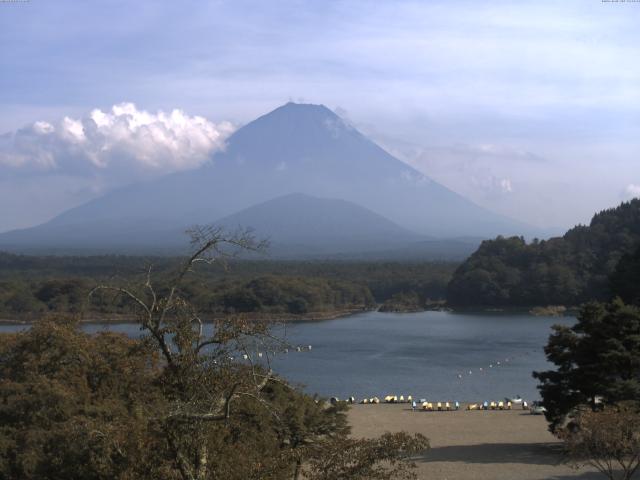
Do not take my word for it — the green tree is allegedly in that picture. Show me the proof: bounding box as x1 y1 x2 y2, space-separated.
533 299 640 432
610 245 640 306
4 289 44 315
0 316 166 480
447 199 640 308
261 381 350 480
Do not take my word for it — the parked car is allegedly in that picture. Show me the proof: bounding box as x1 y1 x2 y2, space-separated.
530 401 547 415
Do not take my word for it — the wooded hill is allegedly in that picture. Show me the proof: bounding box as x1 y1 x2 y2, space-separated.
447 199 640 307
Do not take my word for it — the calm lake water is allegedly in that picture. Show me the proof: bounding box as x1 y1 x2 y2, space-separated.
0 311 571 402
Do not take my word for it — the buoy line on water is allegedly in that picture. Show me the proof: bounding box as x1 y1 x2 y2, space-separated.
454 348 540 381
224 344 314 362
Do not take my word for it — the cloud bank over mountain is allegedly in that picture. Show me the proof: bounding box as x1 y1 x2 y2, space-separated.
0 103 235 232
0 102 535 253
0 103 234 177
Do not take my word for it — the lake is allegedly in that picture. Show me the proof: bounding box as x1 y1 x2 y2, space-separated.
0 311 571 403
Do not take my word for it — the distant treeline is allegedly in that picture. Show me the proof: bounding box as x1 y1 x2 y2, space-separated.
447 199 640 307
0 254 457 319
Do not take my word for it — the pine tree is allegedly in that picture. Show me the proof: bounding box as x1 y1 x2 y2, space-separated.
534 299 640 432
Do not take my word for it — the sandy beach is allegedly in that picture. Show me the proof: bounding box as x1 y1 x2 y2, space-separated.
348 404 608 480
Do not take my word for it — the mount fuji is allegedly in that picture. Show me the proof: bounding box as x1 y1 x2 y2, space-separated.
0 102 531 256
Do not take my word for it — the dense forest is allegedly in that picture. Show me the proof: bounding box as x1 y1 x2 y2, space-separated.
447 199 640 307
610 244 640 307
0 253 456 320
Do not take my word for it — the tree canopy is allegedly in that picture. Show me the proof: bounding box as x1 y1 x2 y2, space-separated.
0 317 166 480
447 199 640 307
610 244 640 307
533 299 640 432
0 252 455 320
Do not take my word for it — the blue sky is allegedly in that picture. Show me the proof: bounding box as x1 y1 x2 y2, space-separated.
0 0 639 232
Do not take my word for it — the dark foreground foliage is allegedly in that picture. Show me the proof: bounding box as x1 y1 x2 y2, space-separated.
447 199 640 307
535 298 640 479
534 300 640 432
0 317 166 480
0 317 428 480
609 244 640 307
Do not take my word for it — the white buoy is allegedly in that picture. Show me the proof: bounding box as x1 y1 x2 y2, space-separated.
242 354 248 360
308 345 312 350
258 352 263 358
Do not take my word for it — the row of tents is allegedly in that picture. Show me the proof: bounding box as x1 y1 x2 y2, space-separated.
420 401 460 411
330 396 531 412
467 400 529 410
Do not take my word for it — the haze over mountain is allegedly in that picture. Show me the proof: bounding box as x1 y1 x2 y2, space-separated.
215 193 424 256
0 102 533 256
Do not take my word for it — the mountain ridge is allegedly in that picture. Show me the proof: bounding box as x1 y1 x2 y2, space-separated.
0 102 535 255
214 192 425 256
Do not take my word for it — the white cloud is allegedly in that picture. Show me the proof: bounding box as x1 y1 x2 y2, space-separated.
624 184 640 199
0 102 235 176
0 103 236 233
499 178 513 194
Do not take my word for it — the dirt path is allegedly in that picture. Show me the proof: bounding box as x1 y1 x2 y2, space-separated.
347 404 609 480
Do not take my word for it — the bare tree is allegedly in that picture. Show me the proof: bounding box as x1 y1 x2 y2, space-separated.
91 226 276 480
88 225 430 480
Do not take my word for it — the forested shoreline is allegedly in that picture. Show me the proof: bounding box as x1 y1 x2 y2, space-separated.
5 199 640 320
447 199 640 308
0 253 456 321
